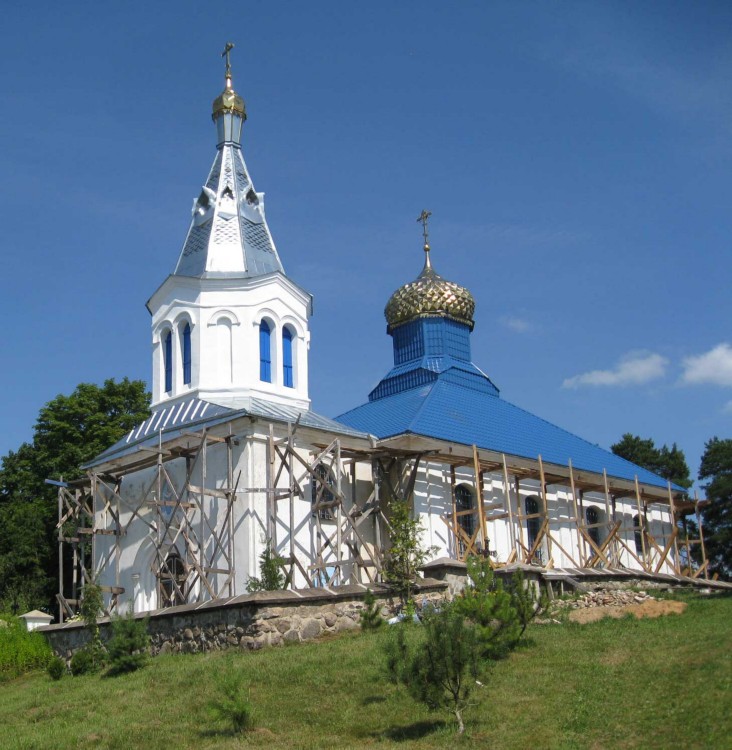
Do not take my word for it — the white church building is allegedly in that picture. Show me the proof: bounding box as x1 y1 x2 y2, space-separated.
54 52 690 620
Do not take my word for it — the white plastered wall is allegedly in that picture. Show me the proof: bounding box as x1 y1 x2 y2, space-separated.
94 421 380 613
95 433 678 615
413 460 677 575
148 273 311 410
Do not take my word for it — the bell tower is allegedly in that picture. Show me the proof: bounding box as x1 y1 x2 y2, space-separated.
146 45 312 410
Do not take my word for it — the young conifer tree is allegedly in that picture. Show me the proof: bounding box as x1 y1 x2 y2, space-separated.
383 499 435 609
246 539 285 592
451 557 520 659
360 588 383 631
386 608 480 734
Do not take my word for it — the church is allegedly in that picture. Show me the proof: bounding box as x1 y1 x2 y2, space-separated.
54 50 692 620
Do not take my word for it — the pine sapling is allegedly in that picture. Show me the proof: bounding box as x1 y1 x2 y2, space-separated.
360 589 383 631
385 609 480 734
383 499 436 609
106 613 150 675
451 556 520 659
207 670 254 734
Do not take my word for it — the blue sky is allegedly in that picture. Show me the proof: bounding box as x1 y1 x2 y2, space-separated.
1 1 730 490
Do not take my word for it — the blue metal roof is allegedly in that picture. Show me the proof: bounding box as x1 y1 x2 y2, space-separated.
87 397 368 469
337 379 680 491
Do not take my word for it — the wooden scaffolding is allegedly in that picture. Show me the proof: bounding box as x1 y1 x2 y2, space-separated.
54 423 708 622
382 435 710 579
54 426 239 622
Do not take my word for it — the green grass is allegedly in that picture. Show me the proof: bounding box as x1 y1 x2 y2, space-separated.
1 593 730 749
0 617 52 681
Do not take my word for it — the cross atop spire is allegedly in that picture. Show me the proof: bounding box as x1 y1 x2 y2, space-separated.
417 209 432 248
222 42 235 84
417 209 432 270
212 42 246 137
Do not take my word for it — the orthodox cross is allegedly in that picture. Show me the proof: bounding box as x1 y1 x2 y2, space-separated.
417 209 432 248
222 42 235 79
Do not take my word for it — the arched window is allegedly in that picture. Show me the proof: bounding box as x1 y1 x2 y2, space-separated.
455 484 475 538
259 320 272 382
164 330 173 393
282 326 294 388
181 323 191 385
633 514 644 555
586 506 602 548
160 549 186 607
525 495 542 554
216 318 233 384
311 464 336 521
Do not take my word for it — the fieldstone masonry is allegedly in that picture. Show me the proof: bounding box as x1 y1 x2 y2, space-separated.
42 563 721 662
40 580 448 661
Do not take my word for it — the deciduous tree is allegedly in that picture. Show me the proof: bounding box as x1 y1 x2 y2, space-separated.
0 379 150 612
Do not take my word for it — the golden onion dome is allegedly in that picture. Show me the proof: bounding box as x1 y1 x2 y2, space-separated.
212 42 246 121
385 244 475 333
212 82 246 121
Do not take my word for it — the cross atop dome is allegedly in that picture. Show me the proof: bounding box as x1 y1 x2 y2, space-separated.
222 41 234 79
212 42 246 140
417 209 433 271
384 212 475 333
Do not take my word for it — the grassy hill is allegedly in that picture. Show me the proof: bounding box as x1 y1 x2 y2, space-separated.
1 591 730 749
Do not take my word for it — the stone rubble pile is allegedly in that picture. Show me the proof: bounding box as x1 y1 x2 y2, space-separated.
557 589 655 610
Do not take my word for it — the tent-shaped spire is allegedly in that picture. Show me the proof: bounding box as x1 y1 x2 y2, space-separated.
173 44 284 279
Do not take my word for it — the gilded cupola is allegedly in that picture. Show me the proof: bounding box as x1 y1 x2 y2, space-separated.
212 42 246 147
384 212 475 334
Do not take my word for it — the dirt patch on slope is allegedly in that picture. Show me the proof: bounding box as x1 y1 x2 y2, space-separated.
568 599 686 624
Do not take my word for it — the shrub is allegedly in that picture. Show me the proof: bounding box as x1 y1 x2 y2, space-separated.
106 613 150 676
47 656 66 680
70 581 107 676
360 589 383 631
70 644 106 676
0 617 53 680
207 670 254 734
79 583 104 645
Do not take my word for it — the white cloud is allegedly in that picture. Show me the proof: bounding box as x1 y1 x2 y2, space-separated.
681 343 732 387
500 315 532 333
724 400 732 415
562 352 668 389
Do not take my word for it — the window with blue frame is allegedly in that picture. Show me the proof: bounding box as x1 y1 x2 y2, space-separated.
181 323 191 385
259 320 272 382
164 330 173 393
283 326 294 387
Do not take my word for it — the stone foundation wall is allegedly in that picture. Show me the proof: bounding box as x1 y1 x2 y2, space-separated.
421 558 546 596
40 580 448 662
